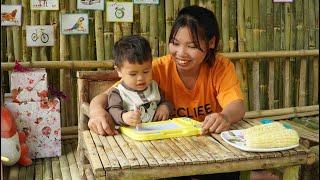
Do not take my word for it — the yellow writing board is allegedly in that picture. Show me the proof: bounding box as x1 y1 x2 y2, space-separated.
120 117 202 141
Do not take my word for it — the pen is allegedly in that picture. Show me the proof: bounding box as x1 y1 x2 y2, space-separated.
134 105 142 131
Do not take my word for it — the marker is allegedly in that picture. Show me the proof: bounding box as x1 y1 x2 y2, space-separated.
134 105 142 131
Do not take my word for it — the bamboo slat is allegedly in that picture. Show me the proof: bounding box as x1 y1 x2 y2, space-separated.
165 0 174 53
25 163 35 180
150 5 159 57
183 137 215 162
18 166 26 180
156 139 185 165
176 137 207 163
51 157 62 180
90 131 112 170
121 135 149 167
149 140 177 166
158 0 166 56
30 10 39 62
59 145 72 180
142 141 168 166
106 135 131 169
65 143 81 180
21 0 30 62
43 158 53 180
12 0 22 61
114 135 140 168
39 11 48 62
95 11 105 63
312 58 318 104
34 159 43 180
252 0 260 111
170 138 200 164
98 135 121 169
8 165 19 180
229 0 236 52
82 131 105 177
162 138 193 165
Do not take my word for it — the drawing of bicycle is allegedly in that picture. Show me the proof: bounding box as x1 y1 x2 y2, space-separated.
115 6 125 19
31 28 49 43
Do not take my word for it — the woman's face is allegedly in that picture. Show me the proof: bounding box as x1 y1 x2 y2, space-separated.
168 27 208 73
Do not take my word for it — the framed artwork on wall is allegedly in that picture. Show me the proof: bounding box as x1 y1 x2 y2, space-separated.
60 13 89 35
1 5 22 26
30 0 59 10
77 0 104 10
106 2 133 22
26 25 55 47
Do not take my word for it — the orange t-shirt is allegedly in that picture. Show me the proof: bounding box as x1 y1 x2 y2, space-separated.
152 54 244 122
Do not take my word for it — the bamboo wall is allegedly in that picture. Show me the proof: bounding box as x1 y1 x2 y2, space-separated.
1 0 319 127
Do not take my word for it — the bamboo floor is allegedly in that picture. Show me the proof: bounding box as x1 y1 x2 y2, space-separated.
2 139 79 180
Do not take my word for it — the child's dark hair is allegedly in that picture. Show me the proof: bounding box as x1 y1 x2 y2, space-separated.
169 5 220 66
113 35 152 67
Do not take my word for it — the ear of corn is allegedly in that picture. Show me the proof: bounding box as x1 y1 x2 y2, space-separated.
243 122 299 148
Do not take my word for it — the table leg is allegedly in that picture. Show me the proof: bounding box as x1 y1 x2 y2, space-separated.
283 165 300 180
240 171 250 180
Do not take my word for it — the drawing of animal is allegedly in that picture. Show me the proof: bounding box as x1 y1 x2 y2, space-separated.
38 0 48 7
1 9 17 22
65 17 85 32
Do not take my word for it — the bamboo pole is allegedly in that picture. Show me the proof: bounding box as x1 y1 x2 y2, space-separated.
113 22 122 43
266 0 274 109
173 0 181 20
259 0 268 110
252 0 260 110
165 0 174 53
229 0 236 52
88 11 95 59
95 11 105 63
245 0 253 110
1 50 318 71
79 10 88 61
150 5 159 57
21 0 30 62
133 4 140 35
50 11 60 89
236 0 249 111
221 0 229 52
104 1 114 60
244 105 319 119
35 159 43 180
284 3 292 108
8 165 19 180
215 0 222 35
158 0 166 56
11 0 22 61
60 0 68 127
69 0 80 61
309 0 318 105
31 10 40 62
303 0 310 106
273 3 282 109
203 0 215 13
140 5 149 41
39 11 48 61
315 0 319 50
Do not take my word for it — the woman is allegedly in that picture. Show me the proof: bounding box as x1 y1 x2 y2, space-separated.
88 5 245 137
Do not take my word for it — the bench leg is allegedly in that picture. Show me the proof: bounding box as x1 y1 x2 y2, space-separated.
283 165 300 180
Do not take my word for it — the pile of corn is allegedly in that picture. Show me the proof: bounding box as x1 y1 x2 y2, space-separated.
243 122 299 148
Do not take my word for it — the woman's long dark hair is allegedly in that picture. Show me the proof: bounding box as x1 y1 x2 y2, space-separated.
169 6 220 66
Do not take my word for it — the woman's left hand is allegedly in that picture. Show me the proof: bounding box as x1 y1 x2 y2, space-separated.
201 113 231 134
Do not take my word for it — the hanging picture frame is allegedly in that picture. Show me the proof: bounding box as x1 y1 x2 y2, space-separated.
30 0 59 10
133 0 159 4
1 5 22 26
26 25 55 47
60 13 89 35
106 2 133 22
77 0 104 10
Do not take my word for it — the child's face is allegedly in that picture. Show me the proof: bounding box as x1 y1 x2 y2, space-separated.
116 60 153 91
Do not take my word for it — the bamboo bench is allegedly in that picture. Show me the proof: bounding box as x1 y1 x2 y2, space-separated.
76 70 318 180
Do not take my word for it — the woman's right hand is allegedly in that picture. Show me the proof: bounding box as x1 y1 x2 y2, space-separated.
88 111 118 136
88 92 118 136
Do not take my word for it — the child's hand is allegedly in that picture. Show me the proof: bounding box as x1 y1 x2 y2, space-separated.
122 110 141 126
153 104 170 121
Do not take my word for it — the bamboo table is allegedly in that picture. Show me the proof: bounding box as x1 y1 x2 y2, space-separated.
81 120 316 180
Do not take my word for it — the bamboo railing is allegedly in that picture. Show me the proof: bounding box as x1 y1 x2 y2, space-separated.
1 0 319 127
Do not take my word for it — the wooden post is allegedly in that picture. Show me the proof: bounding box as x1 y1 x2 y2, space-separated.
252 0 260 110
150 5 159 57
236 0 249 111
245 0 253 111
158 0 166 56
21 0 30 62
165 0 174 53
284 3 292 108
221 0 229 52
266 0 274 109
